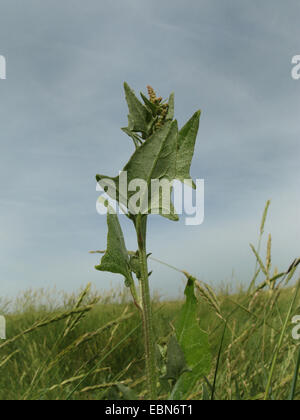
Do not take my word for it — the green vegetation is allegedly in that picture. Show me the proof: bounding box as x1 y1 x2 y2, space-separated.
0 279 299 400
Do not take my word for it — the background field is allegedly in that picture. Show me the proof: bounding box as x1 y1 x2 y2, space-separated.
0 280 299 400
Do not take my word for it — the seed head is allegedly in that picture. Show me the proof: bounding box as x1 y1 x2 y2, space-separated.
147 85 157 103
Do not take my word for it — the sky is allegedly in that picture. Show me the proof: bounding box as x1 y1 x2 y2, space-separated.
0 0 300 299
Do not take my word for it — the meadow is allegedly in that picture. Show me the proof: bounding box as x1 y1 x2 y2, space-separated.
0 277 299 400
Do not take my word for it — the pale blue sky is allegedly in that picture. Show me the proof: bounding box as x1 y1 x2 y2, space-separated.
0 0 300 298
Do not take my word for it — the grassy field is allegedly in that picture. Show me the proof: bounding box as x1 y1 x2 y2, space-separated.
0 280 299 400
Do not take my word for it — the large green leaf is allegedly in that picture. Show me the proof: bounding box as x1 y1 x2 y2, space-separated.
123 120 177 183
95 205 133 287
124 82 151 135
170 276 211 400
166 92 175 121
176 111 201 187
96 120 179 221
97 87 201 221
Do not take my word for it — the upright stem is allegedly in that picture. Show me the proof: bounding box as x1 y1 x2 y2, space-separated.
136 214 157 399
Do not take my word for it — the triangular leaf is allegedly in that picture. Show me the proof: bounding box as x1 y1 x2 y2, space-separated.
124 82 151 134
166 93 175 121
170 276 211 400
123 120 177 183
176 111 201 187
96 121 179 221
95 204 133 287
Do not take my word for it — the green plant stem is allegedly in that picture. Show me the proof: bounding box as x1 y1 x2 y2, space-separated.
136 214 157 399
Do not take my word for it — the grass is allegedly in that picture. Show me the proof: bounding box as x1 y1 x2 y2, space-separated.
0 281 299 400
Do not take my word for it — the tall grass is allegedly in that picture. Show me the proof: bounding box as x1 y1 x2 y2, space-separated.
0 283 299 400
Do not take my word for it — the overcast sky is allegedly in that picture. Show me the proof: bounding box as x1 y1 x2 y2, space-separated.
0 0 299 299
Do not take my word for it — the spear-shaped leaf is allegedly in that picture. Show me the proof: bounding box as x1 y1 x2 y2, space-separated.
96 120 179 221
124 82 151 135
170 275 211 400
95 204 133 288
166 92 175 121
176 110 201 187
